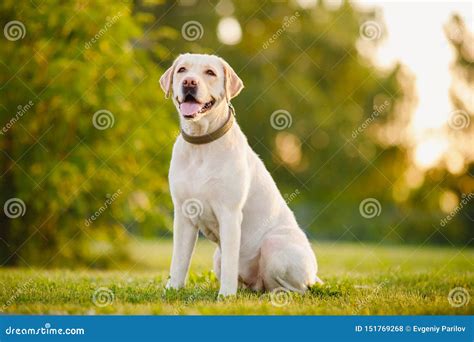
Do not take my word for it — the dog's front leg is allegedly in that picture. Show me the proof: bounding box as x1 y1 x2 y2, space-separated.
167 211 198 289
217 209 242 297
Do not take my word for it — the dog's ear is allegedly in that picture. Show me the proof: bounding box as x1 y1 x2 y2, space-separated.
220 58 244 101
159 57 180 99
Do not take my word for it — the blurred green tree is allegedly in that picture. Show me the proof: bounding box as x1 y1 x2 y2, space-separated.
440 14 474 243
0 0 175 266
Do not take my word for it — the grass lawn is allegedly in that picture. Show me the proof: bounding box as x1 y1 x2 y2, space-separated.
0 240 472 315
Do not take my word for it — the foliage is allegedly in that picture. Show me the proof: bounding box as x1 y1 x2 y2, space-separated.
0 0 175 266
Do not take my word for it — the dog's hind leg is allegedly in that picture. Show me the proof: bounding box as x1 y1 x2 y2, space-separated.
259 233 317 293
213 247 221 281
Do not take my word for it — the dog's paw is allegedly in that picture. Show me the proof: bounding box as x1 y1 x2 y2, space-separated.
165 279 184 291
217 288 237 300
217 293 236 301
315 275 324 285
162 281 185 300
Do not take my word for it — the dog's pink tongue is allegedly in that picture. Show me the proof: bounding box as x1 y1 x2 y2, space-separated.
180 102 201 116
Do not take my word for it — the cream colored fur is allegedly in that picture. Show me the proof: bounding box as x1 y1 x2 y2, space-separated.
160 53 320 296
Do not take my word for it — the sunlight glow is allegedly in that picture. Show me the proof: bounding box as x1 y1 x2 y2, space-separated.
439 190 459 213
217 17 242 45
275 132 302 168
354 0 473 170
413 137 448 170
296 0 318 9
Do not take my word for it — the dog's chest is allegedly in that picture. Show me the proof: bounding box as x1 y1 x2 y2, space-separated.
170 148 230 243
171 150 226 197
180 194 220 243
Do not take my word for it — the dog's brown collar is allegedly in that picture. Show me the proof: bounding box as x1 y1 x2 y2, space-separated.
180 104 235 145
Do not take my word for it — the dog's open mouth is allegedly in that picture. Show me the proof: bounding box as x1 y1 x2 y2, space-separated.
179 94 215 119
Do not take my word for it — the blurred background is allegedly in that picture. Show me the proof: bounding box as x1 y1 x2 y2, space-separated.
0 0 472 268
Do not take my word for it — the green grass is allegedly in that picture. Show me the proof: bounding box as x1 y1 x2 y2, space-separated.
0 240 472 315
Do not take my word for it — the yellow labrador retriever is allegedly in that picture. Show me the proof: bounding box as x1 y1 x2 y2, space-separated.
160 53 320 296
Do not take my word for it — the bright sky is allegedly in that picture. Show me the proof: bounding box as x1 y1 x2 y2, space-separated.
352 0 473 169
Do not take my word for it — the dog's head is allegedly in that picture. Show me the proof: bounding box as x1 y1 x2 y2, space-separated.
160 53 243 121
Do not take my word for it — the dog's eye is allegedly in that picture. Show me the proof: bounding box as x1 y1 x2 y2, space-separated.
177 67 186 73
205 69 216 76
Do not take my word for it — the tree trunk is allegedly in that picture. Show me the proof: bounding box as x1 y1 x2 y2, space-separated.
0 130 18 265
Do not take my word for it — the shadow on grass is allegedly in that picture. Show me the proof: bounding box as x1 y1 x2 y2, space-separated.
308 279 353 298
162 271 220 304
161 272 355 304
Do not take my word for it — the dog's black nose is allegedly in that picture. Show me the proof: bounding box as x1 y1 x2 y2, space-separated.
183 85 197 96
182 77 198 97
